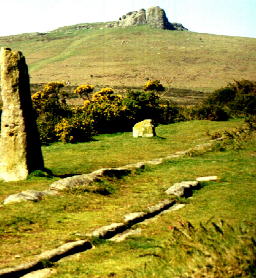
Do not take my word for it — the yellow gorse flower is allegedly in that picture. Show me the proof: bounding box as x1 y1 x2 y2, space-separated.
83 100 90 107
44 81 65 94
74 84 94 97
143 80 164 92
98 88 114 94
91 88 116 102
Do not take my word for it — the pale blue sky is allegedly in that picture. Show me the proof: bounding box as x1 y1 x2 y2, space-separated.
0 0 255 37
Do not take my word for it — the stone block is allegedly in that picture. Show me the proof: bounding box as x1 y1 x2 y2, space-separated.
133 119 156 138
0 48 44 181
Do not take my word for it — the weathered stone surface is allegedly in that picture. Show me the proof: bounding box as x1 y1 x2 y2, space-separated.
117 9 146 27
146 6 175 30
88 223 125 238
146 158 164 165
133 119 156 138
124 161 146 170
0 48 44 182
123 212 145 223
49 168 132 191
172 22 189 31
3 190 57 205
196 176 218 182
114 6 186 31
147 199 171 213
165 181 199 197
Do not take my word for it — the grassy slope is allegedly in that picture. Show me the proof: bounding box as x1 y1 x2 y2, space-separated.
53 141 256 277
0 119 255 277
0 24 255 92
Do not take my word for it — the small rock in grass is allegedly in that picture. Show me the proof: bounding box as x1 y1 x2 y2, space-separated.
3 190 48 205
196 176 218 182
133 119 156 138
165 181 199 197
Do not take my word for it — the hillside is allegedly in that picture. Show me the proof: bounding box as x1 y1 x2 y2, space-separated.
0 23 255 92
0 119 256 277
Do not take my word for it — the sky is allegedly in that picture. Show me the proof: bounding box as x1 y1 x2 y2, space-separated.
0 0 255 38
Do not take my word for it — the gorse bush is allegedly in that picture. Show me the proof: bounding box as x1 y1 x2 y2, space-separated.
33 83 129 143
82 88 126 133
55 108 94 143
32 81 67 114
159 101 185 124
34 80 235 144
36 112 60 144
208 87 236 105
229 80 256 116
32 82 70 144
31 79 255 144
91 87 115 99
122 90 162 126
74 84 94 100
123 90 182 125
204 79 256 117
191 104 230 121
184 80 256 121
32 81 182 144
143 80 165 92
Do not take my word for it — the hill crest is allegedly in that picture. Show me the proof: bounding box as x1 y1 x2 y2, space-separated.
0 22 255 92
106 6 188 31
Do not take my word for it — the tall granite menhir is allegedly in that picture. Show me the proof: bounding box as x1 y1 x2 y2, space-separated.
0 48 44 181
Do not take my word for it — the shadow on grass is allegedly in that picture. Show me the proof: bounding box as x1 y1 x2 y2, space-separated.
29 168 81 179
155 136 166 140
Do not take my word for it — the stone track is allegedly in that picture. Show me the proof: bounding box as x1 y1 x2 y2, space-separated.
0 141 219 277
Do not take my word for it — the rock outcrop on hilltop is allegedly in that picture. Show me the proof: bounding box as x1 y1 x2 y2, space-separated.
172 22 188 31
146 6 175 30
117 9 147 27
111 6 188 31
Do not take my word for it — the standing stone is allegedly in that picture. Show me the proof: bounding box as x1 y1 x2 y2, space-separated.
0 48 44 181
133 119 156 138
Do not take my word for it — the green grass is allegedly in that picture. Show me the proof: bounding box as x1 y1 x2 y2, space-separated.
0 119 255 276
0 24 255 93
0 119 221 201
43 119 242 176
2 119 239 202
50 133 256 277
